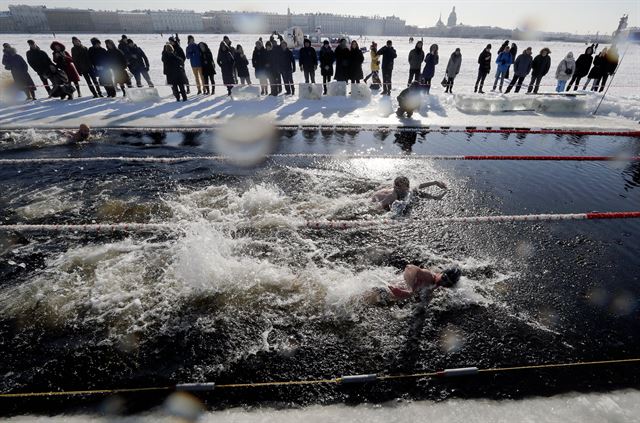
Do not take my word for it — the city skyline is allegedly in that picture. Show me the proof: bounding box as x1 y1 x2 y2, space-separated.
0 0 637 35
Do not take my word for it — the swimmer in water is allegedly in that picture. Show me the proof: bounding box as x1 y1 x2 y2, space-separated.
372 175 447 210
365 265 461 304
67 124 91 142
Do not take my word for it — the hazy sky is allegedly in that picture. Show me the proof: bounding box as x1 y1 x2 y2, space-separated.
0 0 637 34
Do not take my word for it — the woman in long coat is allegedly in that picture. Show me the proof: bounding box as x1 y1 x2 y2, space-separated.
199 42 216 95
162 43 188 101
4 48 36 100
217 41 236 96
51 41 81 95
348 40 364 83
444 48 462 93
421 44 439 94
319 41 335 95
104 39 131 96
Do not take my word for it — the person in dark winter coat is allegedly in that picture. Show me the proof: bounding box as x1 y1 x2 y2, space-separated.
583 48 606 91
88 38 115 97
264 41 281 96
3 48 36 100
408 41 424 85
252 40 268 94
118 35 130 58
26 40 54 95
566 46 593 91
168 35 189 94
105 39 132 96
319 40 335 94
162 43 187 102
186 35 204 94
46 64 75 100
492 48 513 92
444 48 462 93
598 46 619 92
507 43 518 79
71 37 103 97
125 39 153 88
234 44 251 85
51 41 81 96
505 47 533 93
299 38 318 83
474 44 492 93
349 40 364 83
396 81 422 118
199 42 216 95
334 39 350 82
377 40 397 95
497 40 510 55
280 41 296 95
527 47 551 93
2 43 11 71
217 41 236 96
421 44 439 94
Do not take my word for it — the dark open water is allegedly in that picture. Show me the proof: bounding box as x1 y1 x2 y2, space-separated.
0 128 639 415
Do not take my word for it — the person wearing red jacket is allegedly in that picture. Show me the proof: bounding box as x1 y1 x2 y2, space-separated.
51 41 81 96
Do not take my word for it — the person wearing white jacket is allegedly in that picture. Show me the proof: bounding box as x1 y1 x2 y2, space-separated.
555 52 576 92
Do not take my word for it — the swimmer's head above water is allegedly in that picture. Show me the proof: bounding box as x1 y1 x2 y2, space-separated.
437 267 462 288
393 176 411 199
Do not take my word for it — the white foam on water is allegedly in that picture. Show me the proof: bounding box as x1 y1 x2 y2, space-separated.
12 186 82 219
4 389 640 422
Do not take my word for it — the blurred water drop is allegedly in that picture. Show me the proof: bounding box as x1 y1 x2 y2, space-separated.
515 240 534 258
586 287 609 308
208 118 276 167
164 392 205 422
610 291 637 316
99 395 126 416
440 326 464 353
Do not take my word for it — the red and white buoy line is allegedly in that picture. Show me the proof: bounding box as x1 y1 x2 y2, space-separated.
1 125 639 137
1 154 639 165
2 211 639 233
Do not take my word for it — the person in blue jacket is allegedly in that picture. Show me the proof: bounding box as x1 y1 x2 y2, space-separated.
505 47 533 93
421 44 439 94
186 35 204 95
492 48 513 92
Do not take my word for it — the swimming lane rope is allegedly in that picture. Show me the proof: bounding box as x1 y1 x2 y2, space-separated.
1 154 639 165
1 357 639 398
1 211 639 233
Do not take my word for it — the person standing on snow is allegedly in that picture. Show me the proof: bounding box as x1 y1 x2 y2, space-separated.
364 41 379 85
444 48 462 94
26 40 54 95
599 46 619 92
51 41 81 96
334 38 350 82
104 39 132 97
3 48 36 100
583 48 606 91
125 39 154 89
408 40 424 86
299 38 318 84
199 42 216 95
377 40 397 95
349 40 364 84
88 38 115 97
279 41 296 95
505 47 533 93
162 43 187 102
252 40 268 95
566 46 593 91
71 37 103 97
527 47 551 93
474 44 491 94
234 44 251 85
555 52 575 92
186 35 204 94
492 47 512 92
421 43 439 94
265 41 281 96
319 40 335 95
217 40 236 96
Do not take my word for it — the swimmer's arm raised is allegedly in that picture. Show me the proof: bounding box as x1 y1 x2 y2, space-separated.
416 181 447 190
388 284 413 300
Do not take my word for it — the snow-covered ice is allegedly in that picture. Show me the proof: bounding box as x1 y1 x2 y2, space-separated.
0 33 638 129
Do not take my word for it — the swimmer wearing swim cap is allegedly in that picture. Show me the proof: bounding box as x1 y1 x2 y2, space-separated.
372 175 447 210
365 265 462 304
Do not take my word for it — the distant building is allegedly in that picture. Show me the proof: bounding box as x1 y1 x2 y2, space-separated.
8 4 49 32
90 11 122 33
149 10 203 33
0 11 17 33
447 6 457 27
436 13 445 28
43 7 93 33
118 12 153 34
